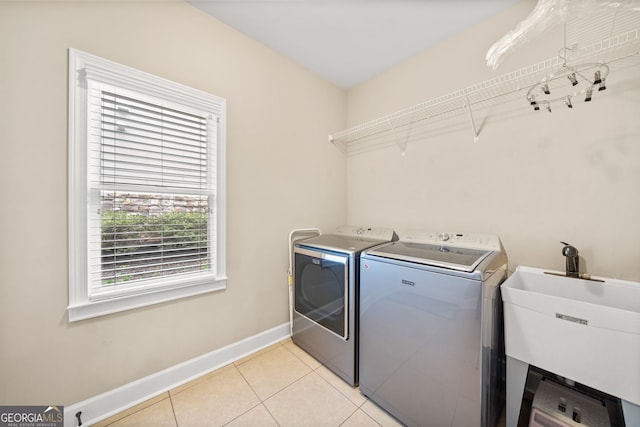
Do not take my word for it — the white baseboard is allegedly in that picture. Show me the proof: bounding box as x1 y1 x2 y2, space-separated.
64 322 289 427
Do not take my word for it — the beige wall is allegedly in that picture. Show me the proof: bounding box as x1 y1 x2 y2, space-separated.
346 0 640 282
0 1 346 404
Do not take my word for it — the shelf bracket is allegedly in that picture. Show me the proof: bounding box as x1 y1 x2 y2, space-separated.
388 118 408 154
464 91 479 143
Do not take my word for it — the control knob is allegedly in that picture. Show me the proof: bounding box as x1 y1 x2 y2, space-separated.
437 233 450 242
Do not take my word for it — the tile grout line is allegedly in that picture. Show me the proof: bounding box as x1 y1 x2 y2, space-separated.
168 392 179 427
233 338 287 367
259 401 283 427
168 341 284 427
281 341 380 426
95 393 171 427
283 338 388 425
338 406 383 427
309 366 379 426
234 340 321 426
167 340 290 427
227 358 282 426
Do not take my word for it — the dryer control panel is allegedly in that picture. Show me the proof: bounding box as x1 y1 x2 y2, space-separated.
401 232 502 252
334 225 396 241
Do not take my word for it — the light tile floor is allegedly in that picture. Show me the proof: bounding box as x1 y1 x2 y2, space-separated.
94 338 404 427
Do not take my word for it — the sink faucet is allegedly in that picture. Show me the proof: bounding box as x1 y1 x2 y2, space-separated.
561 241 579 278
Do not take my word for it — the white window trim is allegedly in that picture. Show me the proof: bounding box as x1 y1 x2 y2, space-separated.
68 49 227 322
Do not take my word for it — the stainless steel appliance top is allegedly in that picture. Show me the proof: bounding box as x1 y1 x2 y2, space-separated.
365 231 503 272
295 225 397 255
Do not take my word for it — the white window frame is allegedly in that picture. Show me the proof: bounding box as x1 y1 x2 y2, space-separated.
68 49 227 322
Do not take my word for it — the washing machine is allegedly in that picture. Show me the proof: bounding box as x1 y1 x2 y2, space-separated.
292 225 397 386
359 232 508 427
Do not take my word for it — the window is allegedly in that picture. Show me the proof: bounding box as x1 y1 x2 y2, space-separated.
68 49 226 321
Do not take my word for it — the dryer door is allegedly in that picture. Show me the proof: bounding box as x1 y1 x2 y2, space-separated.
294 247 349 339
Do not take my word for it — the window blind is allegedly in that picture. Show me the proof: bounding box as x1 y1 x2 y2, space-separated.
87 85 217 292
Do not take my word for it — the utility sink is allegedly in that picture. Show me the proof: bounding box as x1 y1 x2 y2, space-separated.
502 266 640 405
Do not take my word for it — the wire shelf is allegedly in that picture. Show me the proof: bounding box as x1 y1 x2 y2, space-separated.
329 19 640 155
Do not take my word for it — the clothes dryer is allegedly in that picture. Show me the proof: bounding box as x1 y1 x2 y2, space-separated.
293 225 397 386
359 232 507 427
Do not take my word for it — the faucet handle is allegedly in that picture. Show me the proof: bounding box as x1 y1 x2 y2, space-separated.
560 241 578 257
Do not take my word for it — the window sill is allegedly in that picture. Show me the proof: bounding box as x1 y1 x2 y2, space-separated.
67 277 227 322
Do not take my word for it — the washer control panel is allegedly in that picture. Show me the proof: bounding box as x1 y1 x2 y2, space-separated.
335 225 396 241
401 232 502 251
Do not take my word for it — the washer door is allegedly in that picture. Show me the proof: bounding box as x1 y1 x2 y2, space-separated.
294 247 348 339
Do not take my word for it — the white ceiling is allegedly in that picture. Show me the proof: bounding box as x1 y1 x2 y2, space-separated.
187 0 521 88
